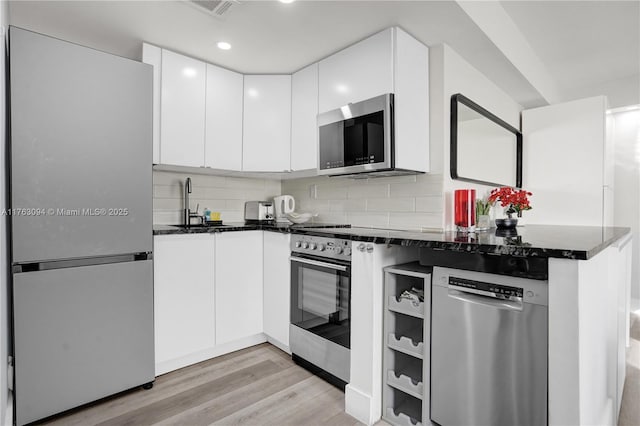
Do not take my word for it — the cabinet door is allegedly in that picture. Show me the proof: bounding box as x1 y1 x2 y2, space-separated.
348 242 417 425
291 63 319 171
263 232 291 350
142 43 161 165
205 64 243 170
153 235 215 368
242 75 291 172
160 49 206 167
318 28 393 113
393 29 430 173
215 231 264 345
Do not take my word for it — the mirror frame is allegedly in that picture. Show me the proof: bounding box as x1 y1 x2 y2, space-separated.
450 93 523 188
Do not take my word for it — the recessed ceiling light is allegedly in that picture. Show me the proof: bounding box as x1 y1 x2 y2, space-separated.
279 0 295 3
217 41 231 50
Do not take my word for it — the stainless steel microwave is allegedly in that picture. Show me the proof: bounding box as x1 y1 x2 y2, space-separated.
317 93 394 176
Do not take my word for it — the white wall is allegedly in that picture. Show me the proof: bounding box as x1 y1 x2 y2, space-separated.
0 1 10 424
434 44 523 230
611 108 640 307
522 96 608 227
153 171 281 224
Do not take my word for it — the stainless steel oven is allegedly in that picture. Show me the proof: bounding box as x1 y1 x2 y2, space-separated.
290 234 351 388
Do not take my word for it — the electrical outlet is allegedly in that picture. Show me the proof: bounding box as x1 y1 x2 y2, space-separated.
309 184 317 199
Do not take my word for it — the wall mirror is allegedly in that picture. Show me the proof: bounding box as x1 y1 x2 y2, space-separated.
450 93 522 187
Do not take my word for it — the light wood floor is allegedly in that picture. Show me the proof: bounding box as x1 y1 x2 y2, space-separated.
38 343 362 426
35 316 640 426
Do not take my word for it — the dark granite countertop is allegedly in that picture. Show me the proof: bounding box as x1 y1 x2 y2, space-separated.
296 225 630 260
152 222 350 236
153 223 630 260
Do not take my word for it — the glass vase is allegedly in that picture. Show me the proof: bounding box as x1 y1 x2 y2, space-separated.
476 214 491 231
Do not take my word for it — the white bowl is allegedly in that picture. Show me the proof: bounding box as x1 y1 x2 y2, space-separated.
286 212 313 224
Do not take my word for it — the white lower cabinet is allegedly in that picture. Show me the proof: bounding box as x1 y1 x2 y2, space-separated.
348 242 417 425
215 231 264 345
153 234 215 374
154 231 267 375
263 232 291 351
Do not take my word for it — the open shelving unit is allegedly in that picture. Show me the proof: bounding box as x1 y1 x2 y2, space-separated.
382 262 432 426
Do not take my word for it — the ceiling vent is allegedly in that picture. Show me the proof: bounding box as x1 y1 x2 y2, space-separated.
187 0 238 17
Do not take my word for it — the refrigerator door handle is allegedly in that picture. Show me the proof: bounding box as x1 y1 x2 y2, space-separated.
13 252 153 273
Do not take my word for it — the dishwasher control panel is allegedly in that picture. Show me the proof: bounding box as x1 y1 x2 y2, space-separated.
434 266 549 307
449 276 523 298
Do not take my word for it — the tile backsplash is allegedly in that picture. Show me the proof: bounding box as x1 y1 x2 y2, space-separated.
153 170 281 225
282 173 445 231
153 170 445 230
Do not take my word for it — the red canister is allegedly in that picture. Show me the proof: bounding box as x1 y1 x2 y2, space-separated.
454 189 476 232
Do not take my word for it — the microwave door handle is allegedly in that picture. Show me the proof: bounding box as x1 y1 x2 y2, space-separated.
289 256 348 272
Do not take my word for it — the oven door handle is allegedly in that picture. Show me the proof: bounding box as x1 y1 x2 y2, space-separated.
289 256 348 272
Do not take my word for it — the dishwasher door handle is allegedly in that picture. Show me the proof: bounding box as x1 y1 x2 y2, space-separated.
447 289 523 311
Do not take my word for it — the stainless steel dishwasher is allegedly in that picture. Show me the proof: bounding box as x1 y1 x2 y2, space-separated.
430 266 548 426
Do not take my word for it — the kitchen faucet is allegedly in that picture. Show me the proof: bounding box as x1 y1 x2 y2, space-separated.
183 177 202 227
184 177 192 227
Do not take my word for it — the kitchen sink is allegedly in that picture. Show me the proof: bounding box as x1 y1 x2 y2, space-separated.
170 224 230 229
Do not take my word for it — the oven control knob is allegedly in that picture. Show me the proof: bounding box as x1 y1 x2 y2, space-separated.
302 242 309 249
294 241 301 248
344 247 351 256
317 244 325 251
335 247 343 254
309 243 317 250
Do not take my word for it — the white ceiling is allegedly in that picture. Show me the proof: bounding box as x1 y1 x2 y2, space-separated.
8 0 640 109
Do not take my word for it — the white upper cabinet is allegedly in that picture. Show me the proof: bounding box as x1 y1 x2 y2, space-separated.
291 63 319 171
142 43 161 165
144 26 428 174
160 49 206 167
318 28 394 113
205 64 244 170
242 75 292 172
392 28 430 173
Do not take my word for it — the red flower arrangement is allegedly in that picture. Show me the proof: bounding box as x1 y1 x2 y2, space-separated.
488 187 533 218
